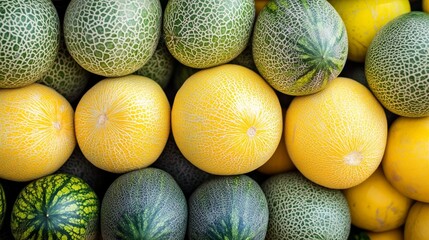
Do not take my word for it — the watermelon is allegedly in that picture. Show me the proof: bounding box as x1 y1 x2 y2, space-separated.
188 175 269 239
365 11 429 117
10 173 99 240
0 183 5 229
252 0 348 96
100 167 187 239
0 0 60 88
261 171 351 239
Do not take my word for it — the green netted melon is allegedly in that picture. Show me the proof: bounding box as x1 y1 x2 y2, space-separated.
101 167 187 240
163 0 255 69
151 135 213 198
365 11 429 117
0 0 60 88
0 183 5 229
10 173 100 240
261 171 351 239
134 36 176 89
63 0 162 77
37 37 90 103
188 175 269 239
252 0 348 96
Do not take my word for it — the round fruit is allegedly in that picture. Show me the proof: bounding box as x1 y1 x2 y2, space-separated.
404 201 429 240
252 0 348 96
37 37 90 103
11 173 99 240
366 228 404 240
101 168 187 239
0 183 5 229
0 83 75 182
365 11 429 117
63 0 162 77
188 175 269 239
75 75 170 173
329 0 410 62
261 171 351 239
382 116 429 203
163 0 255 68
171 64 283 175
424 0 429 12
285 77 388 189
0 0 60 88
343 167 413 232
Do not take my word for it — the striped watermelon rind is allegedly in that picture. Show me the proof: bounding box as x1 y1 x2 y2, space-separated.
10 173 99 240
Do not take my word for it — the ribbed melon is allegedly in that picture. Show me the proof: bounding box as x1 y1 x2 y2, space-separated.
252 0 348 96
365 11 429 117
188 175 269 239
10 173 100 240
0 0 60 88
261 171 351 239
63 0 162 77
163 0 255 68
0 183 5 230
100 167 187 239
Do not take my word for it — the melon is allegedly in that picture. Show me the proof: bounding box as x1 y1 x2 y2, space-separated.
163 0 255 68
252 0 348 96
365 11 429 117
0 0 60 88
261 171 351 239
188 175 269 239
63 0 162 77
10 173 100 240
101 167 187 239
0 183 5 229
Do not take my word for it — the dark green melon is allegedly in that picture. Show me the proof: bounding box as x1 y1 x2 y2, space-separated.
63 0 162 77
261 171 351 239
365 11 429 117
188 175 269 240
0 0 60 88
10 173 100 240
151 134 213 197
163 0 255 69
0 183 5 230
252 0 348 96
101 167 187 240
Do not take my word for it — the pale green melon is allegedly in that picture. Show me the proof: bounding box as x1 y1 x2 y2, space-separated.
252 0 348 96
163 0 255 69
365 11 429 117
0 0 60 88
261 171 351 239
63 0 162 77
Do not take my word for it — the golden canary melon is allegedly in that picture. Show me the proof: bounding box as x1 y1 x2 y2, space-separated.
328 0 410 62
0 83 75 181
285 77 388 189
75 75 170 173
424 0 429 12
404 201 429 240
382 116 429 203
366 228 404 240
343 167 413 232
171 64 283 175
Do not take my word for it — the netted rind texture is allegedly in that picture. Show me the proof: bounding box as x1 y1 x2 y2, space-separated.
63 0 162 77
252 0 348 96
188 175 269 239
365 12 429 117
261 171 351 240
101 168 187 240
163 0 255 69
0 0 60 88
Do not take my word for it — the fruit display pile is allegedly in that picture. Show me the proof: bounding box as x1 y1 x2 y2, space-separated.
0 0 428 239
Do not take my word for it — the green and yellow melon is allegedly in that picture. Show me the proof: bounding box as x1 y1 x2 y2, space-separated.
10 173 100 240
188 175 269 239
101 167 187 239
365 11 429 117
252 0 348 96
0 0 60 88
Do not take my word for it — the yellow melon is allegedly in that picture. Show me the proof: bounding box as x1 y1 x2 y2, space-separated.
424 0 429 13
404 201 429 240
75 75 170 173
366 228 404 240
0 83 75 181
285 77 388 189
171 64 283 175
382 116 429 203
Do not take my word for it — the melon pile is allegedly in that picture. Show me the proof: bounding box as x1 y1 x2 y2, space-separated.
0 0 429 239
